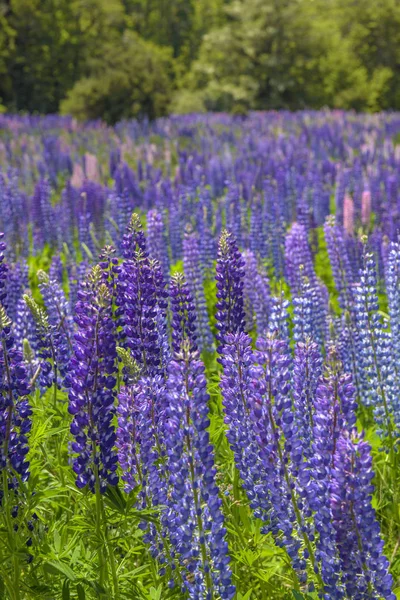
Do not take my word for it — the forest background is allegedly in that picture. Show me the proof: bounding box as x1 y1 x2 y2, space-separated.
0 0 400 122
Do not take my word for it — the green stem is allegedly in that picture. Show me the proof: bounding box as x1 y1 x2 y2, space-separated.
94 470 107 589
2 470 21 600
101 497 120 600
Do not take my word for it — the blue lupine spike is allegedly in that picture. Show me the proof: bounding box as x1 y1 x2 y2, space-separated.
268 292 290 344
215 230 246 356
324 216 354 311
353 245 398 438
66 265 118 492
331 431 395 600
169 273 198 354
165 343 235 599
147 209 170 282
243 250 270 335
183 227 214 353
117 236 170 378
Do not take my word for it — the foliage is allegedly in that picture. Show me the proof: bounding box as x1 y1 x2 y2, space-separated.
60 33 173 123
1 0 400 118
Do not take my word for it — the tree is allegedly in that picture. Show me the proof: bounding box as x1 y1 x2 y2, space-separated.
60 32 173 123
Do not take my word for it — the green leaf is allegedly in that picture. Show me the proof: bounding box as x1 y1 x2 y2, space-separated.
237 591 252 600
62 579 70 600
149 585 162 600
54 529 62 554
77 583 86 600
104 484 127 513
43 561 76 582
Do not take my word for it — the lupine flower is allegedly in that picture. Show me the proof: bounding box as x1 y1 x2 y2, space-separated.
169 273 198 354
331 431 395 600
0 233 8 307
23 295 56 390
0 304 32 487
324 216 354 311
120 213 148 260
38 270 73 363
165 342 235 599
243 250 270 335
385 241 400 388
49 254 64 283
13 297 37 354
268 292 290 343
117 231 169 377
307 350 357 595
147 209 170 282
250 333 310 579
66 265 118 492
134 377 170 565
284 223 316 293
353 246 398 438
68 260 89 312
116 372 144 495
361 190 371 226
292 275 327 348
219 332 272 523
5 261 28 321
183 227 214 353
291 339 322 474
215 230 246 355
343 193 354 235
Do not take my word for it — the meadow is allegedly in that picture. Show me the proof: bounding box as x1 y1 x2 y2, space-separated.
0 110 400 599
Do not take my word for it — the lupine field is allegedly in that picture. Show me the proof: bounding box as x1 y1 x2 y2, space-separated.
1 111 400 600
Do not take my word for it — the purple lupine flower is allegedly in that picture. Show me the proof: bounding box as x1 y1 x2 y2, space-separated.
38 269 73 357
134 377 170 566
165 342 235 599
308 351 357 596
113 189 132 249
116 385 142 494
66 265 118 492
353 246 398 439
292 275 327 348
268 292 290 344
250 333 311 580
183 227 214 353
291 339 322 474
249 196 266 258
23 294 57 391
120 213 148 260
68 260 89 312
0 303 32 487
263 180 285 279
147 209 170 282
13 297 37 354
31 179 55 250
324 216 354 311
169 198 183 262
225 182 243 248
243 251 270 335
215 230 245 356
117 228 169 377
219 332 272 523
169 273 198 354
284 223 316 293
49 254 64 283
23 270 74 392
5 261 29 321
197 200 215 280
331 431 395 600
0 233 8 307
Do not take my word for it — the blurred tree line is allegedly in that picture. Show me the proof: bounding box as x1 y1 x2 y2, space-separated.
0 0 399 122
